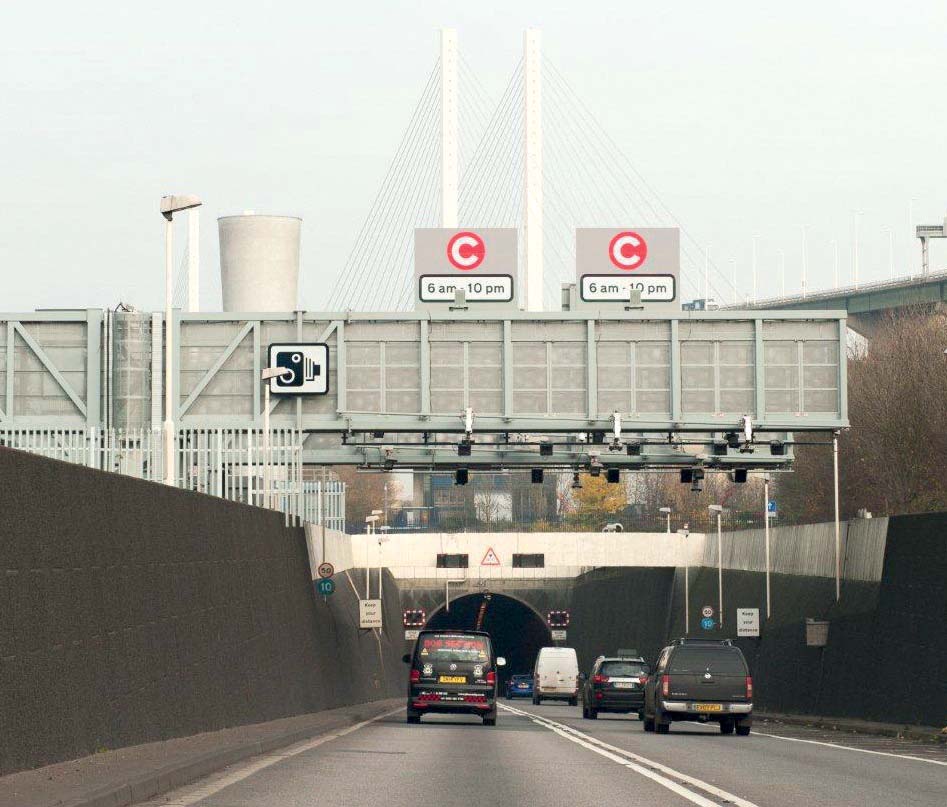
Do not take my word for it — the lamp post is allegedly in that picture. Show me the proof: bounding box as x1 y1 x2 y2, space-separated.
708 504 725 626
159 194 202 487
764 474 772 618
377 530 390 600
659 506 672 535
365 514 380 598
260 366 290 509
678 524 690 634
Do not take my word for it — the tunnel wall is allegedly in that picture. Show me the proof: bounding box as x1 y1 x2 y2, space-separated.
0 447 404 776
573 513 946 726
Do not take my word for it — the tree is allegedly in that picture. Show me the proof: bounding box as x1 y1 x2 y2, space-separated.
562 473 628 528
777 308 947 521
332 467 402 531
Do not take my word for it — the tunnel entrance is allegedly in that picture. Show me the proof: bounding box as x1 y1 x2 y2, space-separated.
424 593 552 685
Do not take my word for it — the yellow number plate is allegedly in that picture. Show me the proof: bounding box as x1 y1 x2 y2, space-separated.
694 703 723 712
439 675 467 684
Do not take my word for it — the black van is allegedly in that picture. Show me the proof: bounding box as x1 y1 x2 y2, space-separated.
403 630 506 725
643 639 753 735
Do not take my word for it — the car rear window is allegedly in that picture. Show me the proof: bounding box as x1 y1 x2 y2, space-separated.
600 661 647 677
418 633 490 663
669 648 747 674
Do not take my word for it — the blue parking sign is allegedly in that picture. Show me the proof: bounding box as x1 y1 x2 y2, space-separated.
700 616 716 630
317 578 335 596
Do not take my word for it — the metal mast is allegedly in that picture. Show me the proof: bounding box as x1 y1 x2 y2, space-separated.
524 28 543 311
441 28 458 228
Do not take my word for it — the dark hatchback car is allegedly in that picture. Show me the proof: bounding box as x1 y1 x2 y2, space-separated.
506 674 534 700
581 656 650 719
403 630 506 725
643 639 753 735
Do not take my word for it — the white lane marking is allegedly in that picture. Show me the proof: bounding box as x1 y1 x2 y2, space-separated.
500 704 761 807
149 707 403 806
754 731 947 767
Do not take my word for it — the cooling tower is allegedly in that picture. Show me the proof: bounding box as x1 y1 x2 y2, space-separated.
218 214 301 312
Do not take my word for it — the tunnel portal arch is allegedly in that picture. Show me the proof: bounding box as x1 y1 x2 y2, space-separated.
423 592 553 682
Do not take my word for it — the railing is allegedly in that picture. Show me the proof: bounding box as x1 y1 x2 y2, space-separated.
0 427 345 529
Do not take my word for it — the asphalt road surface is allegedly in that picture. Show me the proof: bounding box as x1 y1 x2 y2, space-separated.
139 702 947 807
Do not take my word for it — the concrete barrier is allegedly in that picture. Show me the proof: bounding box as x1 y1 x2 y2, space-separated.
0 447 403 776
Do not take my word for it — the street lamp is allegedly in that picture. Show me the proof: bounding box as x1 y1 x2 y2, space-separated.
260 366 290 509
365 513 381 598
708 504 726 626
678 523 690 633
659 506 672 534
159 194 202 487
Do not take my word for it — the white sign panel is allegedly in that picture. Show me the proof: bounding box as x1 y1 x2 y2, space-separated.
580 274 676 302
736 608 760 637
551 629 567 642
359 599 383 629
419 274 514 302
267 343 330 395
404 629 420 641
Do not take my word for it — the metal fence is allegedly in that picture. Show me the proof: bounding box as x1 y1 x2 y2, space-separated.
0 427 345 529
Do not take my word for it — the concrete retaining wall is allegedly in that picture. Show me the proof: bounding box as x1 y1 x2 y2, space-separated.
0 448 403 776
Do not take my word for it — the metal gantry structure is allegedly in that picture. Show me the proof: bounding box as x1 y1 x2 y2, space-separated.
0 307 846 479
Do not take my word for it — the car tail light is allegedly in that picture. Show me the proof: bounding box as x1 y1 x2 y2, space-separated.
463 694 487 703
410 669 420 684
486 671 496 685
595 691 603 700
746 676 753 698
592 674 608 684
415 692 441 702
661 674 670 697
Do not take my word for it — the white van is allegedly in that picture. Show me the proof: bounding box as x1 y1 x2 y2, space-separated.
532 647 580 705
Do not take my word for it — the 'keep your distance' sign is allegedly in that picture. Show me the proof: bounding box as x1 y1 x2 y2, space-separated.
574 227 680 312
414 228 518 312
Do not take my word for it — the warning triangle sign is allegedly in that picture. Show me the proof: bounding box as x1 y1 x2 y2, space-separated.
481 546 501 566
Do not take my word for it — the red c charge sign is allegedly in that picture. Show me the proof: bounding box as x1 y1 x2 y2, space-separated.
447 231 486 270
608 231 648 270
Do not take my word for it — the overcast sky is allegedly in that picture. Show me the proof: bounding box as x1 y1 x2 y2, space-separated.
2 1 946 311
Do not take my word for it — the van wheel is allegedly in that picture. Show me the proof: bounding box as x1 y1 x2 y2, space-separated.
736 724 751 736
568 697 578 707
588 708 598 719
643 716 655 732
656 722 670 734
407 713 421 724
532 694 541 705
483 716 496 726
720 720 735 735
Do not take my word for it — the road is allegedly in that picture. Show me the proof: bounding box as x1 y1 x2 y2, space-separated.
140 702 946 807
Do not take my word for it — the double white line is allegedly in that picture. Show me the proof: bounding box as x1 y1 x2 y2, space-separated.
499 703 761 807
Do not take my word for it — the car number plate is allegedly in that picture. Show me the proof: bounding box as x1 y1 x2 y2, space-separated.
518 684 528 688
613 682 634 689
439 675 466 684
694 703 723 712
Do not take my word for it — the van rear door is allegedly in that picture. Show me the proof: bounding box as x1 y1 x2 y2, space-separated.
667 647 748 702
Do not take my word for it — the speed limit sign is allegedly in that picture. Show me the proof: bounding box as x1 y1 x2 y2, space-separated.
318 562 335 579
701 605 714 619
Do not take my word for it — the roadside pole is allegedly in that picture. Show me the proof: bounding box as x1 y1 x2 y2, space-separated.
764 476 771 619
833 433 841 601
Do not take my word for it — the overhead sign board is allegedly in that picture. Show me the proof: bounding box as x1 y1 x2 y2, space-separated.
359 599 383 629
551 629 567 642
405 629 420 641
575 227 679 311
737 608 760 637
415 228 518 310
267 343 330 395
